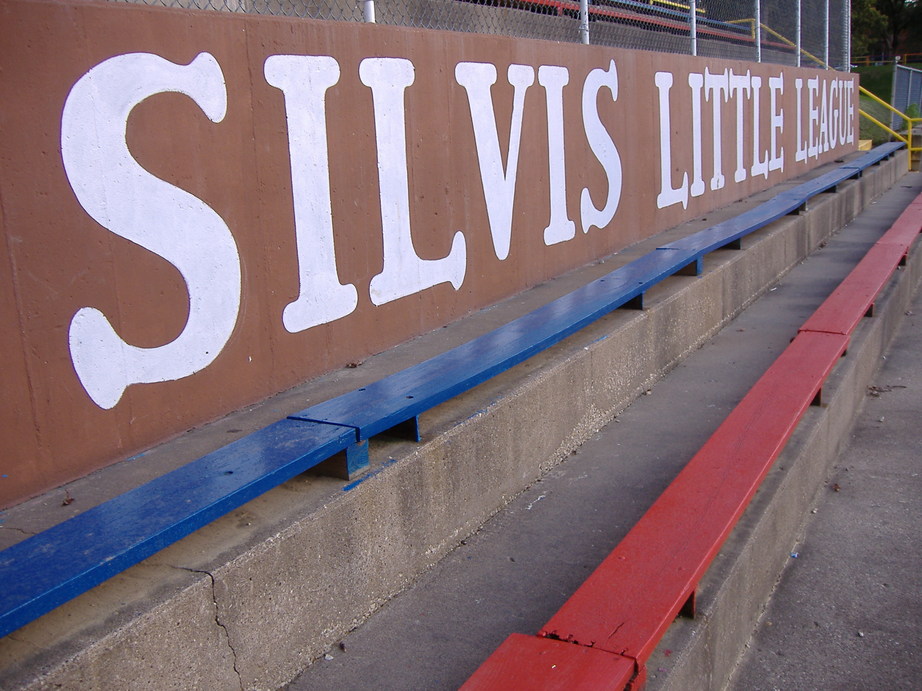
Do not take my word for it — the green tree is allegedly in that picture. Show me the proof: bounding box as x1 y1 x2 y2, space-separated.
874 0 919 56
853 0 887 56
904 1 922 54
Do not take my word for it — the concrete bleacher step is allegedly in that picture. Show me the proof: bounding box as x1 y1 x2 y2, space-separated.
295 170 922 691
2 144 900 651
0 150 910 689
464 185 922 690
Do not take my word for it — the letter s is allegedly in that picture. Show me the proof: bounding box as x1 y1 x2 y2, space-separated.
580 60 622 233
61 53 240 409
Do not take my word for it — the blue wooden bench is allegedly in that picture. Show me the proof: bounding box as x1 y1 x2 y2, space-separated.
800 188 922 336
657 194 803 258
0 144 905 640
0 420 355 639
779 142 904 208
288 246 701 468
838 141 905 177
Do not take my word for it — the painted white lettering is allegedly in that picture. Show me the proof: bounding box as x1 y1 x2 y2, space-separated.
807 76 819 159
749 76 769 179
580 60 622 233
455 62 535 260
768 75 784 172
729 69 751 183
360 58 467 305
688 72 706 197
846 80 855 144
819 79 830 154
795 78 808 163
705 68 729 191
538 65 576 246
829 80 840 149
62 52 240 410
839 80 850 145
264 55 358 333
655 71 688 210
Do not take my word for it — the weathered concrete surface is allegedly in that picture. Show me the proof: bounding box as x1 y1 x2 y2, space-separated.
727 258 922 689
0 565 240 690
0 153 908 689
647 170 922 691
283 167 920 691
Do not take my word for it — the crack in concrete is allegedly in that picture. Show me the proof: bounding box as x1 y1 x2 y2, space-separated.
172 566 244 691
6 631 40 654
0 526 38 538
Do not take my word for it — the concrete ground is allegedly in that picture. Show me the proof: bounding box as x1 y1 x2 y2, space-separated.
729 269 922 689
287 176 922 690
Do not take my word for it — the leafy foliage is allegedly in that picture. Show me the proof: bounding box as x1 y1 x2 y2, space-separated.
858 0 922 57
852 0 887 56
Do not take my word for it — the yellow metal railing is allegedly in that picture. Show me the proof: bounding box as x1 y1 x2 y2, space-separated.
853 53 922 68
649 0 705 14
858 86 920 170
727 18 826 68
729 18 920 170
727 17 755 33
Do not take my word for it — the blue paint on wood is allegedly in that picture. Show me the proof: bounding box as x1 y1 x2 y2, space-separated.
0 420 354 639
0 144 906 639
659 195 803 258
288 247 699 441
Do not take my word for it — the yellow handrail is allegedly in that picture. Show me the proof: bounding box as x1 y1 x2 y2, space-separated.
649 0 705 15
860 85 912 122
727 19 828 68
852 53 922 67
858 109 906 143
858 85 919 170
760 24 827 68
727 17 756 40
727 18 920 169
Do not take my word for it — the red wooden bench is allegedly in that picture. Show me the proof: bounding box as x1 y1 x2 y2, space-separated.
801 192 922 336
464 189 922 690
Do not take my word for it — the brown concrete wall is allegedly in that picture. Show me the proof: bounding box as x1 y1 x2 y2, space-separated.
0 0 859 507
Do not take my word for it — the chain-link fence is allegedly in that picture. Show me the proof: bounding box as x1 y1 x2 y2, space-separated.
891 64 922 129
112 0 851 70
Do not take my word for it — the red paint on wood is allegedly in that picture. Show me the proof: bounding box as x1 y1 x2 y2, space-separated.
801 191 922 336
539 331 848 663
876 194 922 249
799 243 906 335
467 192 920 688
462 634 636 691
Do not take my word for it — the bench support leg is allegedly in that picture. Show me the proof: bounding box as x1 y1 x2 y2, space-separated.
312 439 370 480
811 387 824 407
680 589 696 618
676 257 704 276
622 293 645 310
385 416 421 442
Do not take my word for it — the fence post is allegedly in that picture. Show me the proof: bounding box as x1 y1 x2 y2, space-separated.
824 0 830 68
796 0 801 67
755 0 762 62
690 0 698 56
364 0 375 23
841 0 851 70
580 0 589 44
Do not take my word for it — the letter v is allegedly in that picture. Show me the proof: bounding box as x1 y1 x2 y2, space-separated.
456 62 535 261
